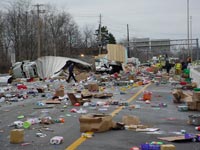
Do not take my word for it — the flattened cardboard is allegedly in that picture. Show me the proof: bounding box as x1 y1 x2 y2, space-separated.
45 100 61 104
158 135 190 142
88 83 99 92
79 114 113 132
136 128 160 132
192 91 200 102
55 88 65 97
122 115 140 125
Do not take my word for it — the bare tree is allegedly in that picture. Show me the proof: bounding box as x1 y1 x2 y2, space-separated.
0 0 99 73
82 25 97 48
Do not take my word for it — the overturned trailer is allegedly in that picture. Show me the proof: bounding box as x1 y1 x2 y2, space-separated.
11 56 92 79
95 44 128 74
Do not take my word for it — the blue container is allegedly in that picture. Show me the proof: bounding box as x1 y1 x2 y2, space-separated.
184 133 195 139
141 144 160 150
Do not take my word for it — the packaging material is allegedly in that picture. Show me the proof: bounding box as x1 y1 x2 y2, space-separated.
50 136 64 144
55 88 64 97
143 91 152 101
81 92 93 98
196 102 200 111
158 135 186 142
37 88 44 93
172 89 182 103
161 144 176 150
192 91 200 102
122 115 141 125
183 96 193 102
45 100 61 104
67 93 77 105
67 93 90 105
111 122 125 130
141 144 160 150
79 114 113 132
87 83 99 92
76 72 89 82
172 89 190 103
162 75 170 81
186 101 197 111
93 93 113 98
177 105 188 111
107 44 126 63
10 129 24 144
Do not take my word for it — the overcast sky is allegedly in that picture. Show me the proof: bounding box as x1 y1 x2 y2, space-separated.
2 0 200 42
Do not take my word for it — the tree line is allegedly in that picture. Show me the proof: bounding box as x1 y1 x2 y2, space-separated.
0 0 116 73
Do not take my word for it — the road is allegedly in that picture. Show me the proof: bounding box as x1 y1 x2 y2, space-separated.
0 81 200 150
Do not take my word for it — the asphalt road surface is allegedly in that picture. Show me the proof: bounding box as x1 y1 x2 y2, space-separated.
0 82 200 150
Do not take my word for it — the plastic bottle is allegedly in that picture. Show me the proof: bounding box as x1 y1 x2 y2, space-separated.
195 126 200 131
54 118 65 123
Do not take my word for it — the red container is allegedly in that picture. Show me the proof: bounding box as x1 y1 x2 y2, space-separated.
130 146 140 150
17 84 27 90
180 81 187 85
143 91 152 101
195 126 200 131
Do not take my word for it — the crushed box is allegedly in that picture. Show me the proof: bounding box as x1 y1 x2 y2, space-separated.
79 114 113 132
192 91 200 102
10 129 24 144
187 101 197 110
122 115 141 125
55 88 65 97
87 83 99 92
161 144 176 150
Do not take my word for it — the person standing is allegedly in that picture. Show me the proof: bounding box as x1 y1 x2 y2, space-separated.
66 63 77 83
165 60 171 74
175 61 182 75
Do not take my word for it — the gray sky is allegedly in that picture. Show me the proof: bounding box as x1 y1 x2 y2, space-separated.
2 0 200 42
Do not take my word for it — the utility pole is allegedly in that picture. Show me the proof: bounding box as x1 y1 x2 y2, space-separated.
98 14 102 55
34 4 45 58
187 0 190 57
197 39 199 60
190 16 192 60
127 24 130 58
25 11 28 60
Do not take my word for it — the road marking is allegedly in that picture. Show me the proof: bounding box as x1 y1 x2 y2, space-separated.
111 83 151 117
66 83 151 150
66 132 93 150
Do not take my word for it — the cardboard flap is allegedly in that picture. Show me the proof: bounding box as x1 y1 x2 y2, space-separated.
79 117 102 123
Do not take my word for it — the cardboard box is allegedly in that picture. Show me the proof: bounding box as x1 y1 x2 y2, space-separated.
76 72 89 82
122 115 141 125
161 144 176 150
79 114 113 132
55 88 64 97
183 96 193 102
172 89 182 102
196 101 200 111
93 93 113 98
81 92 93 98
172 89 191 103
187 101 197 110
88 83 99 92
10 129 24 144
192 91 200 102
